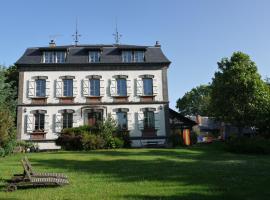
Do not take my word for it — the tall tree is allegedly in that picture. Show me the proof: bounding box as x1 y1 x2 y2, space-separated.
176 84 211 116
0 66 17 149
210 52 270 133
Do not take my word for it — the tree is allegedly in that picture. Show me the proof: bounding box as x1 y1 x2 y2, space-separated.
210 52 270 134
4 65 18 99
0 66 17 154
176 84 211 116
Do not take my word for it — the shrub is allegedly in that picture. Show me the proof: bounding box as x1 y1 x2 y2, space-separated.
3 139 17 155
56 134 83 150
113 137 124 148
99 115 118 149
16 141 37 152
0 147 5 157
62 125 96 136
225 136 270 154
82 134 105 150
116 131 131 148
56 116 126 150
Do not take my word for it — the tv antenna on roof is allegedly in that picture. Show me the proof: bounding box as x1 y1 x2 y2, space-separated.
72 17 81 46
113 19 122 44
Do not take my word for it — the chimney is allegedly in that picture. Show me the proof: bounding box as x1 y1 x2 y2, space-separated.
155 41 161 47
49 40 56 47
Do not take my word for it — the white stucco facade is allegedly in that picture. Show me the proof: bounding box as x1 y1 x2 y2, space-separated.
18 69 169 149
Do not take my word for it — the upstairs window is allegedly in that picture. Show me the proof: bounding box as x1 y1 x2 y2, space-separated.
62 113 73 129
117 78 127 96
63 79 73 97
43 51 65 63
89 51 100 63
134 51 144 62
28 76 49 98
55 52 65 63
122 51 144 62
56 76 77 98
136 75 157 97
143 78 153 96
35 79 46 97
122 51 133 62
90 79 100 96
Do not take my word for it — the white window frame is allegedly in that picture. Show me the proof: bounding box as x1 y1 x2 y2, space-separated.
43 51 66 63
89 51 100 63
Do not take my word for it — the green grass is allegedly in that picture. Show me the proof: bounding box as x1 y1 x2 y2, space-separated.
1 143 270 200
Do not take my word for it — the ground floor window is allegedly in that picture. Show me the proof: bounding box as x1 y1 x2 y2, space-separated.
144 111 155 129
117 112 128 130
63 113 73 129
87 112 103 127
34 113 45 131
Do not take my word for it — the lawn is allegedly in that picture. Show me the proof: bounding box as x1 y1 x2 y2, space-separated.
1 143 270 200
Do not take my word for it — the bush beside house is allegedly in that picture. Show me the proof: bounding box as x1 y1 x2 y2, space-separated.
56 116 129 150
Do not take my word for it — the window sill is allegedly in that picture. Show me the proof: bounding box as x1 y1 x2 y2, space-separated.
140 95 155 102
86 96 102 103
30 97 48 99
112 95 129 98
31 131 47 134
58 97 75 104
86 96 103 98
30 131 46 140
58 96 75 99
139 95 156 97
113 96 129 103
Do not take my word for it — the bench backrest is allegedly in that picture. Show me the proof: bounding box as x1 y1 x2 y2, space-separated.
21 159 32 181
24 156 34 174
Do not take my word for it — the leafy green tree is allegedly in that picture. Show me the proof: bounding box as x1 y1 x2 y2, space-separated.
176 84 211 116
0 66 17 154
4 65 18 99
210 52 270 134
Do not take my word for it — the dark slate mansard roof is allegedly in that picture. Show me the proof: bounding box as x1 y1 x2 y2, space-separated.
15 44 171 65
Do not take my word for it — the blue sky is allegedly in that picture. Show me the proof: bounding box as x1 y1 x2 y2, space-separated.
0 0 270 109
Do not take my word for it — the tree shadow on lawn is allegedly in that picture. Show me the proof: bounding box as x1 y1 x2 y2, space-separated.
28 146 270 199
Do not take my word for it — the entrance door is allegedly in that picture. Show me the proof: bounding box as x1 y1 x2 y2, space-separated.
87 112 102 127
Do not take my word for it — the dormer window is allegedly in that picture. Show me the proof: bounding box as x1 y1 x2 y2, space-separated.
89 51 100 63
122 51 144 62
122 51 133 62
134 51 144 62
43 51 65 63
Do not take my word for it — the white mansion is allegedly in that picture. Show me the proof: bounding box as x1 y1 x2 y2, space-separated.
16 41 171 149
